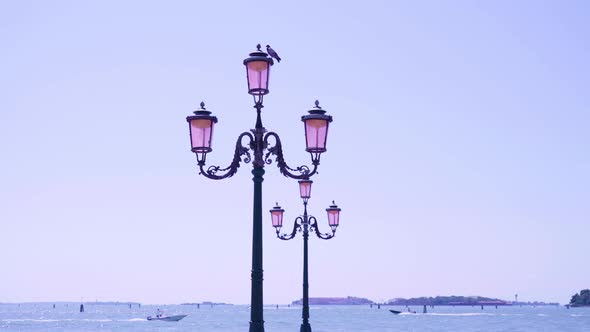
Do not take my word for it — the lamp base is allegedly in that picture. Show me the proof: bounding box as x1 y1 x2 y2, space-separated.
249 321 264 332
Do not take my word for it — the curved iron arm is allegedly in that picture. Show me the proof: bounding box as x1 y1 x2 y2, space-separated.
263 132 318 179
277 216 303 240
198 132 253 180
309 216 336 240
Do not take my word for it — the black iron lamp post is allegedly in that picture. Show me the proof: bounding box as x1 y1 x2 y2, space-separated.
186 44 334 332
270 179 341 332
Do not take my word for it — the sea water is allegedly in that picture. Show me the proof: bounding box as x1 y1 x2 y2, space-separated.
1 303 589 331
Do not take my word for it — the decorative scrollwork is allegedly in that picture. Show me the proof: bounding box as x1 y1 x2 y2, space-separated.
309 216 336 240
277 216 303 240
199 132 254 180
263 132 318 179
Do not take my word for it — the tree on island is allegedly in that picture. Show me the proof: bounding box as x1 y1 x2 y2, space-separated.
387 296 505 306
570 289 590 307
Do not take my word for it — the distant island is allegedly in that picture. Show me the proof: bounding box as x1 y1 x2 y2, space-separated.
387 296 510 306
569 289 590 307
386 296 558 306
513 301 559 306
181 301 232 306
291 296 372 305
86 301 141 306
288 295 560 306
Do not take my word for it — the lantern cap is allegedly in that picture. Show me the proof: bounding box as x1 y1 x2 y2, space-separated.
243 44 274 66
186 101 218 123
327 200 341 211
310 100 326 114
194 101 210 115
302 100 333 122
270 202 284 212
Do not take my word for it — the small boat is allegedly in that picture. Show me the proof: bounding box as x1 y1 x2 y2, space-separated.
147 314 187 321
390 309 416 314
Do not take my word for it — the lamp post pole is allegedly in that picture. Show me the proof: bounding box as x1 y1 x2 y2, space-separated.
301 201 310 331
250 100 267 331
270 180 341 332
251 166 265 330
186 45 334 332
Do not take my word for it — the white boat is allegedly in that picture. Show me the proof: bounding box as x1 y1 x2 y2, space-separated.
147 314 187 321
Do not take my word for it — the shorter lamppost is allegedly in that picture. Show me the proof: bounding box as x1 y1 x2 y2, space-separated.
269 179 341 332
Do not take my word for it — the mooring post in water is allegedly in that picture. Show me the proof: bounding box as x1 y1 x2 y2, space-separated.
423 305 427 314
80 304 84 313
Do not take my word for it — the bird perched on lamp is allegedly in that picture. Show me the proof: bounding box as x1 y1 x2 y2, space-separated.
266 45 281 63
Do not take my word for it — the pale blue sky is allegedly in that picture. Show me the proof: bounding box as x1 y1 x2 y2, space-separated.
0 0 588 305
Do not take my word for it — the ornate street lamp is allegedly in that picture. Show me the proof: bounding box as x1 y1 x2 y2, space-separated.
270 179 341 332
302 101 332 164
298 179 312 203
186 44 334 332
243 46 273 101
186 102 218 164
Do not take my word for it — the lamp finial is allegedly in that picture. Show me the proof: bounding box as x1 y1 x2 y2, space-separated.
193 102 212 115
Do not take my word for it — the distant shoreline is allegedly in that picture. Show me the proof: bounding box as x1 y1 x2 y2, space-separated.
0 296 564 307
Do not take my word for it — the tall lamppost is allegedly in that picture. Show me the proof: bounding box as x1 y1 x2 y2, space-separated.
269 179 341 332
185 44 334 332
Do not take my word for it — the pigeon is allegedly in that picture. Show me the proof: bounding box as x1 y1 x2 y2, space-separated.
266 45 281 63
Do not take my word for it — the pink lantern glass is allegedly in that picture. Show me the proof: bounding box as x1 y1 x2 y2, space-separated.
246 60 270 95
302 100 333 154
298 179 312 201
189 119 214 152
186 102 218 160
270 203 285 228
326 201 341 231
243 45 274 96
304 119 329 153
